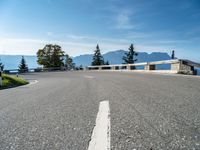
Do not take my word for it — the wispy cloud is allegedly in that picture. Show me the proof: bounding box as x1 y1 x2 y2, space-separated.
0 38 46 55
0 36 175 57
0 37 129 56
125 32 151 39
115 10 134 30
0 29 196 57
178 0 193 10
47 32 53 36
102 1 141 30
65 34 130 43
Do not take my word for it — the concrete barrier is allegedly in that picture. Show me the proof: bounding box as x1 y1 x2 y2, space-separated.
86 59 200 75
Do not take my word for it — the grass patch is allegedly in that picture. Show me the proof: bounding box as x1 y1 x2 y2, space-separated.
0 74 29 90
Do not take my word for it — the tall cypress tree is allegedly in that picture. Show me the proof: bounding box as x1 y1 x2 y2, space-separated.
105 60 109 65
171 50 175 59
123 44 138 64
91 44 104 66
19 56 28 73
0 59 4 71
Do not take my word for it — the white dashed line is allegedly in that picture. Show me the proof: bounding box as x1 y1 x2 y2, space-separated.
88 100 110 150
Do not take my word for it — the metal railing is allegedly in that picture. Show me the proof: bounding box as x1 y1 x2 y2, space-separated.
0 67 2 87
3 67 69 74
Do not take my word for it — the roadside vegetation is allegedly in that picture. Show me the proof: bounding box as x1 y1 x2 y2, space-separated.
91 44 105 66
0 74 28 90
91 43 136 66
18 56 29 73
37 44 76 70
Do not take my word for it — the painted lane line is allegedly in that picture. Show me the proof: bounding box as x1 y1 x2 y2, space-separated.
84 75 94 79
88 101 110 150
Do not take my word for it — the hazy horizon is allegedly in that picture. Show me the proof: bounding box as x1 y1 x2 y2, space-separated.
0 49 173 57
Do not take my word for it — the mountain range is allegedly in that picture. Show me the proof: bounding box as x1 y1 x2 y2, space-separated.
73 50 171 67
0 50 171 69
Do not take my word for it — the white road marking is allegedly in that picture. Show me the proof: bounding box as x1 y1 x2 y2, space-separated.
84 75 94 79
88 101 110 150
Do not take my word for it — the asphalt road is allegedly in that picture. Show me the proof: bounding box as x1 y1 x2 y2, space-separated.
0 71 200 150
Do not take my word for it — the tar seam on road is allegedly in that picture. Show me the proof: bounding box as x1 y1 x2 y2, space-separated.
28 80 38 85
84 75 94 79
88 100 110 150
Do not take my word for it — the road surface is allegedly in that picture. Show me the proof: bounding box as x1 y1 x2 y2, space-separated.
0 71 200 149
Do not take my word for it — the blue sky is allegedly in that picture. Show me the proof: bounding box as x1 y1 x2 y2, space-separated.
0 0 199 62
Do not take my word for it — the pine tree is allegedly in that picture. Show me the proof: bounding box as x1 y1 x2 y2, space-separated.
171 50 175 59
91 44 104 66
79 65 83 70
0 59 4 71
19 56 28 73
123 44 138 64
105 60 109 65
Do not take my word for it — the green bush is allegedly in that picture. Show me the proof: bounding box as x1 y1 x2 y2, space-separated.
0 74 28 89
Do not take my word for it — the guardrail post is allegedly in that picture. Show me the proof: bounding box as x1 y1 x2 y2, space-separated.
178 60 194 75
0 68 2 87
145 63 150 70
145 63 155 70
171 62 180 71
127 65 131 70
